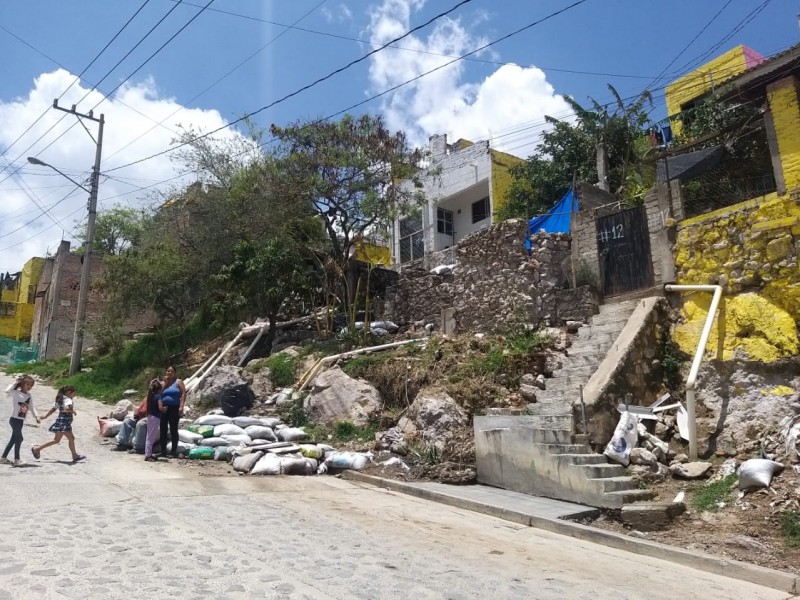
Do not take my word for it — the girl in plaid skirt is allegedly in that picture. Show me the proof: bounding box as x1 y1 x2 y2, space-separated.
32 386 85 463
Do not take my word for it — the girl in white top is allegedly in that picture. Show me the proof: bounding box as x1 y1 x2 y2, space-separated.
1 375 40 466
32 385 85 463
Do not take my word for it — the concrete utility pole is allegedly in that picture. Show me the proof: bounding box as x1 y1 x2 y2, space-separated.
52 100 105 376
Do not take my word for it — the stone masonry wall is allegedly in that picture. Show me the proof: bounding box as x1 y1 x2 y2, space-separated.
386 220 596 333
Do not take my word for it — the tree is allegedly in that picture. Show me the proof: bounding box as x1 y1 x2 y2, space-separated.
76 206 144 255
500 86 653 219
270 114 427 309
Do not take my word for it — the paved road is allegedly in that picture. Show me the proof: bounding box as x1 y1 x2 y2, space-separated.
0 372 794 600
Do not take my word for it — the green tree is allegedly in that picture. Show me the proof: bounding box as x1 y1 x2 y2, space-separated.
270 114 427 309
76 206 144 255
500 86 653 219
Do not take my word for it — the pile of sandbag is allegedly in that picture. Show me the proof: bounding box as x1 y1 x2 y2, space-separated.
174 410 372 476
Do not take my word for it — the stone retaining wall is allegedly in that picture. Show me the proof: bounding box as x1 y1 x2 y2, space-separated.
386 220 597 333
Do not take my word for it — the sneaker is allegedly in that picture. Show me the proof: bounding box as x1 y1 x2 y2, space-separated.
144 456 156 462
12 460 23 467
71 455 86 463
31 447 40 460
0 457 9 465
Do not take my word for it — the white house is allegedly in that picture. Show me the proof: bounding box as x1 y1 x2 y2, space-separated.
393 134 522 266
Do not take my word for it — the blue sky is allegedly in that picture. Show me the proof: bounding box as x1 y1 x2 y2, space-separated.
1 0 798 271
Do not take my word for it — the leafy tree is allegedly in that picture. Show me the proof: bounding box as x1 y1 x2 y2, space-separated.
76 206 144 255
270 114 427 308
500 86 653 219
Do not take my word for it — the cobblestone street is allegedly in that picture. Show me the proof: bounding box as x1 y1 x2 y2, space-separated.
0 373 794 600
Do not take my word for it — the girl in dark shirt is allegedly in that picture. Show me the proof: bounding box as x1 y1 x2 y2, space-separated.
144 379 163 462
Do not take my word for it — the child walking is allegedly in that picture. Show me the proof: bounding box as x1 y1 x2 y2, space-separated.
145 378 163 462
2 375 40 466
32 385 85 463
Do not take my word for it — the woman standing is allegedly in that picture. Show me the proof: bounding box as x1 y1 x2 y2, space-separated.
159 366 185 459
2 375 40 466
31 385 86 463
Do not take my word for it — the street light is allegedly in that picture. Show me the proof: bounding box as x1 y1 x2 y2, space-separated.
24 103 104 376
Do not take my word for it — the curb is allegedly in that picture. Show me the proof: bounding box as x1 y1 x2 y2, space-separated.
342 472 799 595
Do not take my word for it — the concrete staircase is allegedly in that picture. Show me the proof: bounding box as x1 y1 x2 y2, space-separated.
526 299 643 431
475 299 656 508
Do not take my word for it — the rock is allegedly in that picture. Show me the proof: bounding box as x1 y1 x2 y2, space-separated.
670 461 713 480
565 320 582 333
398 389 468 441
110 400 133 421
630 448 658 467
122 389 138 398
303 368 382 427
519 383 538 402
724 535 771 553
654 421 669 438
249 368 274 401
629 463 670 484
543 351 562 376
673 453 689 464
190 365 255 417
621 502 686 531
534 374 546 390
520 374 536 387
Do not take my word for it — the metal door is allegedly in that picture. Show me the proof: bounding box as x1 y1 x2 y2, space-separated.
596 206 654 297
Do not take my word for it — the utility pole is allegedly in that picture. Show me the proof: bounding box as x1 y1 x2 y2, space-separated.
52 99 105 376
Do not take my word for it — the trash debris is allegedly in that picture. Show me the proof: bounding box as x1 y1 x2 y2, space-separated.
97 417 123 438
738 459 784 490
604 411 639 466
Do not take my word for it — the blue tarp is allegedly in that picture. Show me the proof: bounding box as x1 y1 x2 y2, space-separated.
525 187 577 252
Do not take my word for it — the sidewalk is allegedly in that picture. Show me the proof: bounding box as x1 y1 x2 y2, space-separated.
342 472 800 597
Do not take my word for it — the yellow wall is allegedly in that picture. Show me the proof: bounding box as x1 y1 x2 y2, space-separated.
672 73 800 362
0 257 45 341
490 149 524 222
19 257 44 304
0 303 35 341
0 288 15 303
665 45 751 135
354 241 391 267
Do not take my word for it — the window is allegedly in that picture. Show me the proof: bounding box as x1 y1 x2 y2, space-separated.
398 215 424 263
472 197 490 224
437 208 453 235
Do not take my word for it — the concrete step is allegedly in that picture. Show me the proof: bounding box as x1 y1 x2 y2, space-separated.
577 322 627 338
572 331 618 346
575 463 627 478
558 354 602 370
588 313 633 327
529 428 573 444
526 402 570 417
531 390 575 405
566 341 612 356
546 365 596 379
605 488 656 505
544 376 592 393
592 476 639 493
600 298 644 313
527 415 574 431
540 444 592 455
552 453 608 465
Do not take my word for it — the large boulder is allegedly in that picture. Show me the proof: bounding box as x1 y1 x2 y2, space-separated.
398 389 468 442
190 365 255 417
303 368 382 427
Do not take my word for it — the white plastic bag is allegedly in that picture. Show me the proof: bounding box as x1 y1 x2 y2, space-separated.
277 427 308 442
214 446 235 462
232 416 263 428
178 430 204 445
244 425 276 441
232 451 263 473
195 414 232 426
213 423 247 437
604 411 639 467
251 453 281 475
738 459 784 489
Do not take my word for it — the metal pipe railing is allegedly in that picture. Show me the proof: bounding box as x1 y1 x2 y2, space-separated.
664 284 723 459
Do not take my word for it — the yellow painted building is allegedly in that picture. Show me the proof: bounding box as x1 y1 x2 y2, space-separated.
0 257 45 341
669 44 800 362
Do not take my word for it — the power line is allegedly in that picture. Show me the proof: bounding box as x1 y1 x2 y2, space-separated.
104 0 329 163
104 0 476 173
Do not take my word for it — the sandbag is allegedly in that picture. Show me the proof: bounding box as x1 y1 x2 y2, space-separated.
195 414 232 426
232 416 263 428
198 437 229 448
277 427 308 442
188 447 215 460
97 417 123 438
166 441 195 456
603 411 639 467
280 456 315 475
214 423 247 437
738 459 784 489
187 424 215 438
178 430 204 445
260 418 281 429
220 385 255 418
233 451 264 473
298 444 324 460
221 433 252 446
133 419 149 453
251 453 281 476
325 452 370 471
248 438 271 446
214 446 235 462
244 425 277 441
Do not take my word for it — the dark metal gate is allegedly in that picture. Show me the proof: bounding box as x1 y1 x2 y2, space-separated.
596 205 654 297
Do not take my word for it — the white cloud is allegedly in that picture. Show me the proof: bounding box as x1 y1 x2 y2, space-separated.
0 69 246 272
366 0 572 157
321 3 354 23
